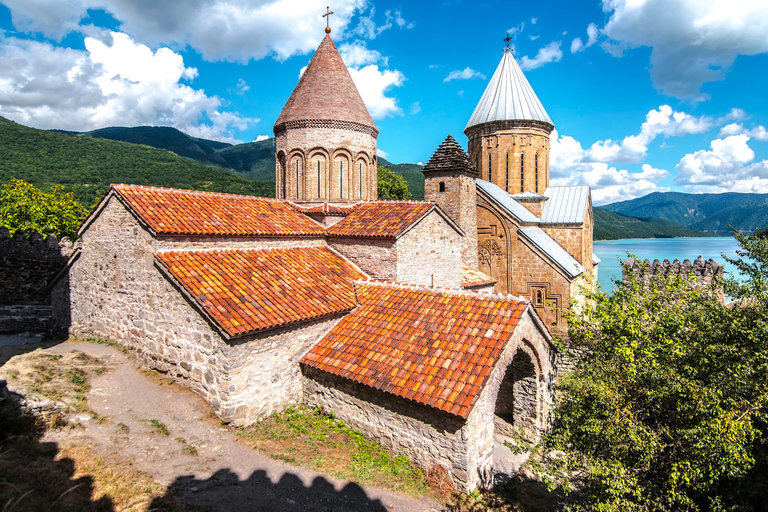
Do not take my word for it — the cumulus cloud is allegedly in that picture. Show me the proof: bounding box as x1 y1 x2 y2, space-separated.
586 105 713 163
0 32 254 142
376 147 388 159
571 22 599 53
3 0 368 62
600 0 768 100
443 67 486 82
519 41 563 71
675 135 768 192
409 101 421 115
339 41 387 67
718 123 768 141
336 41 404 119
255 134 270 141
353 6 413 39
549 129 670 204
235 78 250 95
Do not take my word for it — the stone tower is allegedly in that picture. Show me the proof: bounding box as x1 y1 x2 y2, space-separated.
273 32 378 203
423 135 478 268
464 48 554 196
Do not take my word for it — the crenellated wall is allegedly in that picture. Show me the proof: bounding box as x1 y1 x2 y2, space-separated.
622 256 724 302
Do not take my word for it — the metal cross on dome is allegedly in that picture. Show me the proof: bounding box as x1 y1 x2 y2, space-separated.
504 34 513 50
323 6 334 34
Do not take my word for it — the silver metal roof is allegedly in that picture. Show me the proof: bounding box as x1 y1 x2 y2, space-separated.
593 253 601 265
510 191 547 201
540 185 590 224
465 49 553 130
476 179 539 224
519 228 586 278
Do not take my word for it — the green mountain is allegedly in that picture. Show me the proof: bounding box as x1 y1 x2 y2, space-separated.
377 157 425 199
601 191 768 235
0 116 273 208
593 207 717 240
216 138 277 181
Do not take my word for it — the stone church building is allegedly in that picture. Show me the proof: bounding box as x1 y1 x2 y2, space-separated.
58 28 595 492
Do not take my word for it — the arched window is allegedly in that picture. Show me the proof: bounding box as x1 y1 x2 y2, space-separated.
339 160 344 198
439 181 445 193
295 159 300 199
536 290 543 305
520 153 525 191
488 153 492 182
358 162 363 199
316 159 322 199
535 153 539 192
505 153 509 192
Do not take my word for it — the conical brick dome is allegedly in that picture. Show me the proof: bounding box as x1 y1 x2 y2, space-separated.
274 34 377 136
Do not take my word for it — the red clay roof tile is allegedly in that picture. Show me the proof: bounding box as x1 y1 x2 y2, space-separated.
301 282 529 419
461 265 497 289
156 247 366 338
111 184 324 237
326 201 435 239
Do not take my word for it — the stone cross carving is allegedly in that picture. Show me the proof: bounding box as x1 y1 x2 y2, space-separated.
323 6 334 34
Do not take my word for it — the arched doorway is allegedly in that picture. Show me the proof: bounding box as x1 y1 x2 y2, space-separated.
494 346 540 442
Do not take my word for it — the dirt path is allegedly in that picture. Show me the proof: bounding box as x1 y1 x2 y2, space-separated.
37 340 442 512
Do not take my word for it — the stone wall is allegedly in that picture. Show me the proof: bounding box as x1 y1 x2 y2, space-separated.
275 126 377 201
328 237 395 281
466 120 552 195
0 227 73 305
424 172 479 268
302 307 556 491
395 210 463 288
67 196 341 425
623 256 724 302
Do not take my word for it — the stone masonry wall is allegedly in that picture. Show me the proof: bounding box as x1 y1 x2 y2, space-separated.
541 224 592 271
623 256 724 302
424 173 479 269
302 366 472 489
0 227 74 305
327 237 396 281
395 210 462 289
67 196 340 425
276 127 377 201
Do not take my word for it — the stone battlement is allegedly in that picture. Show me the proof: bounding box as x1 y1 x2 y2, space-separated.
622 255 724 301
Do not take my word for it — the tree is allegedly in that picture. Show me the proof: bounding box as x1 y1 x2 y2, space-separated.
0 179 88 239
537 245 768 511
377 166 411 200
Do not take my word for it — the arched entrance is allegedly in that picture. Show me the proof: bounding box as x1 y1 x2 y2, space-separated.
494 346 540 442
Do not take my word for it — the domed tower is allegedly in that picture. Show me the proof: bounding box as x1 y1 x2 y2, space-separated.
273 29 378 203
464 46 554 196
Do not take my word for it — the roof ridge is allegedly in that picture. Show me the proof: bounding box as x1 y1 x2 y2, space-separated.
156 245 327 255
355 279 529 303
111 183 283 203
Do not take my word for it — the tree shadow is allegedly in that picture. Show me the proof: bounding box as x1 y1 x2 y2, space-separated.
150 469 390 512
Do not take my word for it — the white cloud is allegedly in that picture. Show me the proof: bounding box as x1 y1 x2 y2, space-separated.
507 22 525 37
675 135 768 192
530 17 537 25
235 78 250 95
339 41 386 67
376 147 388 159
409 101 421 115
586 105 713 163
443 67 486 82
549 129 670 204
519 41 563 70
3 0 368 62
0 32 254 142
348 65 404 118
600 0 768 100
353 6 412 39
571 22 599 53
255 134 270 141
718 123 768 141
529 35 539 41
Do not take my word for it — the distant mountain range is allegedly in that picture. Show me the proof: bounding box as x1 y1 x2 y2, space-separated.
600 192 768 236
2 118 764 239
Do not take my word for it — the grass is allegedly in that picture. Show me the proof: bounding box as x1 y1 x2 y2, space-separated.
237 406 432 498
141 418 170 436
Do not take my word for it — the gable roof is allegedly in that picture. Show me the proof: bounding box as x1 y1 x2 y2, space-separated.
94 184 324 238
518 227 585 278
465 49 553 131
301 282 531 419
476 179 540 224
273 34 377 136
326 201 448 239
541 186 590 224
155 247 366 338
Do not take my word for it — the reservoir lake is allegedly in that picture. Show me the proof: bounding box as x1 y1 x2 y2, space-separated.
593 237 743 293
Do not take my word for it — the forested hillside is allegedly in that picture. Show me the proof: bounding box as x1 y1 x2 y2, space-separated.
0 117 273 208
593 207 716 240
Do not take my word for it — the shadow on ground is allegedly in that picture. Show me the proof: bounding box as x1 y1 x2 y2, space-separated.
151 470 390 512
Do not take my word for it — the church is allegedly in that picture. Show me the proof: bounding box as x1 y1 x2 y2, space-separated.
57 23 595 492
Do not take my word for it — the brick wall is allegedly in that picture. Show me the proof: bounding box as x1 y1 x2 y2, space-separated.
395 210 463 288
424 172 478 268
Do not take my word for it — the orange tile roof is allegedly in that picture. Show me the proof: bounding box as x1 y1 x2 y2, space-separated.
291 202 357 216
155 247 367 338
326 201 435 238
301 282 529 419
111 184 324 237
461 265 497 289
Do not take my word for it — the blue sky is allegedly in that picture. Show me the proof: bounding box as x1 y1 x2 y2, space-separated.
0 0 766 205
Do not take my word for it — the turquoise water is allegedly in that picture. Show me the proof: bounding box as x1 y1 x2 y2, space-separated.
593 237 744 293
